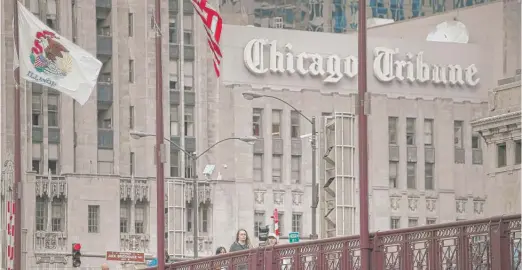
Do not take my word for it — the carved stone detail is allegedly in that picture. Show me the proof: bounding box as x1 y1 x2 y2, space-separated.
1 159 14 197
390 196 401 211
185 183 212 203
254 190 265 204
273 190 285 205
426 198 437 212
292 191 303 206
35 175 67 199
408 197 419 212
456 199 467 214
185 235 213 255
120 178 150 202
34 232 68 252
120 234 150 252
473 200 485 215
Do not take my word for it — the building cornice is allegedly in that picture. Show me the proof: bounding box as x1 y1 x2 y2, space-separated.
470 111 521 129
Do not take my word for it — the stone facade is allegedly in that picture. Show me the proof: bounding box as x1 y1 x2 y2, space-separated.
0 0 518 269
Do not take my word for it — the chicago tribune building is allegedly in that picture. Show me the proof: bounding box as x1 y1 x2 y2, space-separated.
0 0 519 268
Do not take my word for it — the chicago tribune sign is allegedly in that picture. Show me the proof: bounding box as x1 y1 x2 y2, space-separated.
243 39 480 87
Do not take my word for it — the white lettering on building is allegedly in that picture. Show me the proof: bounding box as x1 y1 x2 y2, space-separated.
243 39 480 87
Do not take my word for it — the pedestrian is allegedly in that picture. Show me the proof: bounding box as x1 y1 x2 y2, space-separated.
265 233 278 246
229 229 251 252
216 246 227 255
101 263 109 270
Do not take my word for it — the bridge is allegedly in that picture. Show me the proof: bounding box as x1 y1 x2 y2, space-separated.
149 214 521 269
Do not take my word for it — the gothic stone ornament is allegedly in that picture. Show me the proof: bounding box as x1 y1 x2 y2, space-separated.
456 199 467 214
273 190 285 205
408 197 419 212
474 200 485 215
426 198 437 212
254 190 265 204
390 196 401 211
292 191 303 206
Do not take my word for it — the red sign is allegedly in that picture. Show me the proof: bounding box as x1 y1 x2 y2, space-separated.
106 251 145 262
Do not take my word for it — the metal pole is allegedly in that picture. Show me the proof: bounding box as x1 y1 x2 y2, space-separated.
191 154 198 258
13 1 23 269
154 0 166 268
310 117 318 239
357 0 370 268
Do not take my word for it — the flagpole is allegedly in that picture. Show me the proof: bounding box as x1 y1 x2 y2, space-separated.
12 0 23 269
153 0 166 268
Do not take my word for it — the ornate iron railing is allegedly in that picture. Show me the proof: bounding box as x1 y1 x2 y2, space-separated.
147 214 521 270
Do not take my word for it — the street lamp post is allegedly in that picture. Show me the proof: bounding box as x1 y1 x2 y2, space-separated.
130 131 257 258
242 92 319 240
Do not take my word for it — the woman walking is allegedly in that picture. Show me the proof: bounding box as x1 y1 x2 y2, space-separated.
229 229 252 252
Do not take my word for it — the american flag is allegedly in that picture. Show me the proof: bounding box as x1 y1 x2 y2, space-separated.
7 201 15 270
190 0 223 77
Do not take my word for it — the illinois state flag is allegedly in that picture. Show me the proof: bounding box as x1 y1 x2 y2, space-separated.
17 2 102 105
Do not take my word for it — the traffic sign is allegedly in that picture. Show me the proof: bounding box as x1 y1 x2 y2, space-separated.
289 232 300 243
146 258 158 267
106 251 145 262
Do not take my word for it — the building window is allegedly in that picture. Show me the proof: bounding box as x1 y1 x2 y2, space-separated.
48 160 58 175
253 109 262 137
169 80 177 90
168 19 176 43
135 204 145 234
35 197 47 231
185 106 194 136
128 13 134 37
408 218 419 227
185 158 194 178
390 217 400 229
497 143 507 167
88 205 100 233
129 106 135 129
425 163 434 190
291 213 302 233
426 218 436 225
46 18 56 29
406 118 416 145
515 140 521 165
277 212 284 235
254 211 265 237
272 110 282 138
32 159 41 174
407 162 416 189
291 111 300 138
51 200 65 232
272 155 282 183
389 161 398 188
32 94 42 126
48 95 59 127
253 154 263 182
184 31 193 45
471 134 482 164
120 203 130 233
170 151 179 177
201 205 209 233
129 59 134 83
130 152 135 175
170 106 179 136
187 207 192 232
454 121 464 148
424 119 433 146
388 117 398 144
291 156 301 184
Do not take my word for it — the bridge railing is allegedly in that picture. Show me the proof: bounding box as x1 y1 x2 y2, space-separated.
148 214 521 270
